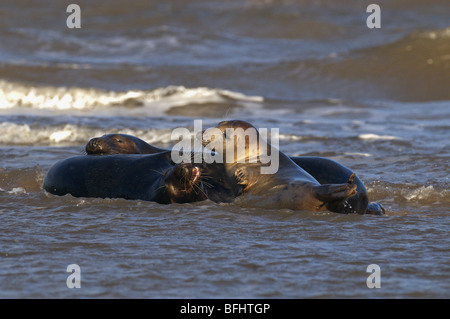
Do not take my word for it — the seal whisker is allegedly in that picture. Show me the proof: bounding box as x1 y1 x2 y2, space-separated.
191 182 207 198
202 181 214 189
149 168 166 176
199 173 214 181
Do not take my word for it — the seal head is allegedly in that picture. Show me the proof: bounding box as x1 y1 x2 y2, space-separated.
86 134 166 155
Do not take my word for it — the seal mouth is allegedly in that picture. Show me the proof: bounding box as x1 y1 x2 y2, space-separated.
191 166 201 184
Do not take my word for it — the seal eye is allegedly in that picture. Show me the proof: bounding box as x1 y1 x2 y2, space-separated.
115 138 123 143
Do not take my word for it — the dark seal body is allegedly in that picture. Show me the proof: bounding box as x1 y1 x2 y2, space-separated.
43 152 237 204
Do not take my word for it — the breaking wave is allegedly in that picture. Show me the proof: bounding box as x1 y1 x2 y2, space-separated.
0 122 175 146
367 184 450 208
0 80 263 113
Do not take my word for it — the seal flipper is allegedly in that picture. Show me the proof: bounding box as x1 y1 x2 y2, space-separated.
313 173 358 213
235 167 249 186
233 164 262 192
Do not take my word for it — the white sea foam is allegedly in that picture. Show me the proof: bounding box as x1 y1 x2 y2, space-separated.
277 134 304 141
0 80 263 114
49 130 74 143
403 186 444 201
0 122 87 145
0 122 174 146
8 187 27 195
358 133 399 141
343 152 372 157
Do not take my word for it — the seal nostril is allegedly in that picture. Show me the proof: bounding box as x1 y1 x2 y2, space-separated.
86 138 102 153
88 138 97 147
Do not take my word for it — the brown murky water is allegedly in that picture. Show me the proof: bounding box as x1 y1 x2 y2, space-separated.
0 0 449 298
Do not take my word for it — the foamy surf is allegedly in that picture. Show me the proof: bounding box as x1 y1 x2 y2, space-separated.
403 185 449 202
0 80 263 114
0 122 174 146
367 184 450 207
358 133 399 141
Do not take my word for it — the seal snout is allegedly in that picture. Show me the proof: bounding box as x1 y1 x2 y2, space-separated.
181 164 201 184
191 166 201 184
173 163 202 186
86 137 102 154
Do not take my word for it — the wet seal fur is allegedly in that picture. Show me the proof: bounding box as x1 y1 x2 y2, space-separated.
290 157 384 215
84 132 384 214
43 151 237 204
202 120 358 213
85 133 166 155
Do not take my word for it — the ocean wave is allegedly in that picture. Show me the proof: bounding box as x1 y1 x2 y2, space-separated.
0 122 175 146
8 26 185 65
355 27 450 66
403 186 439 201
401 185 450 206
0 166 44 193
281 27 450 102
367 183 450 207
0 80 263 113
347 27 450 101
358 134 399 141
